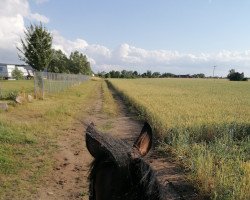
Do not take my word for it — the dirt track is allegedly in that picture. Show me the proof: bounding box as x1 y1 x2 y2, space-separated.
36 83 199 200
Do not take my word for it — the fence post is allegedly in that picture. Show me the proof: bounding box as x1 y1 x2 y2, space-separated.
41 72 44 99
34 71 37 99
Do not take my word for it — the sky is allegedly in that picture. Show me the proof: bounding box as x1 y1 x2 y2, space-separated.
1 0 250 77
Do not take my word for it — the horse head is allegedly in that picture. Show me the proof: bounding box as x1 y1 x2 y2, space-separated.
86 122 162 200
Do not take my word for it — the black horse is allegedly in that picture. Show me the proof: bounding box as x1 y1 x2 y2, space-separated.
86 122 163 200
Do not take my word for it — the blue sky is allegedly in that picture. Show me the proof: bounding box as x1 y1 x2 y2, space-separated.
30 0 250 51
1 0 250 76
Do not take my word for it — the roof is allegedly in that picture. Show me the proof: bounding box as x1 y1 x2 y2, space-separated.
16 65 33 70
0 63 34 71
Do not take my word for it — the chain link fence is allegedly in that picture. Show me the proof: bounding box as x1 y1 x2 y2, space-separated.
34 72 89 99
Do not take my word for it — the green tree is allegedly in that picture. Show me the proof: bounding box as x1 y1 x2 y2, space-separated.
132 71 139 77
114 71 121 78
48 49 69 73
227 69 247 81
152 72 161 78
146 70 152 78
193 73 205 78
69 51 92 75
105 72 111 78
17 23 53 71
12 68 24 80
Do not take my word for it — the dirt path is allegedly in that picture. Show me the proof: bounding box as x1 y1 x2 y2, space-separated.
36 122 91 200
36 82 199 200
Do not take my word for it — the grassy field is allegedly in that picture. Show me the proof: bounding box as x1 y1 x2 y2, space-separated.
108 78 250 200
0 80 34 94
101 80 118 117
0 79 100 199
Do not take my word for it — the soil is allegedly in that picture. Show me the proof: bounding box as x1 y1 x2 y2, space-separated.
36 84 200 200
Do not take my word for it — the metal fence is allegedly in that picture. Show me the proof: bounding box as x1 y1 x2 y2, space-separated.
34 71 89 99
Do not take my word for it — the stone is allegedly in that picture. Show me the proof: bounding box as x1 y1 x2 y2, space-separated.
0 102 8 111
27 94 33 102
15 96 24 104
47 191 54 195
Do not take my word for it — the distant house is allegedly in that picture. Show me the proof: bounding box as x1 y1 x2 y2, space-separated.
0 63 34 79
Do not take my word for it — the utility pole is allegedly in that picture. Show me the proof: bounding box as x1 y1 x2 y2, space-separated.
213 66 216 78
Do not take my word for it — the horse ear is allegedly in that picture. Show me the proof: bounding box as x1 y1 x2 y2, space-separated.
132 122 152 157
85 122 104 158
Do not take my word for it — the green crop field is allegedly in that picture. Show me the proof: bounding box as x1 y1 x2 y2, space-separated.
108 78 250 200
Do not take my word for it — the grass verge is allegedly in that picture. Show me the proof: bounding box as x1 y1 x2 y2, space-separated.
101 80 118 117
0 79 100 199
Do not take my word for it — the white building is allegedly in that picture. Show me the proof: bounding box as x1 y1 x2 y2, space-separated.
0 63 34 79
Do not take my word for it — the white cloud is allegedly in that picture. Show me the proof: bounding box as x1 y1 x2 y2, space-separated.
0 0 249 77
0 0 50 63
52 30 88 54
52 30 111 66
52 32 250 76
0 0 30 17
29 13 49 23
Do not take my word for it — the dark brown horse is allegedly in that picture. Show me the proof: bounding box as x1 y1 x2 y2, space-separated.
86 122 163 200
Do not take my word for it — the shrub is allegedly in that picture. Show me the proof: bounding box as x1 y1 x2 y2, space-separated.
6 91 19 101
227 69 248 81
12 69 24 80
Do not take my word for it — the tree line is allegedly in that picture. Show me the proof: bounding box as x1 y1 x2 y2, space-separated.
97 70 206 79
97 69 248 81
17 23 92 75
16 23 248 81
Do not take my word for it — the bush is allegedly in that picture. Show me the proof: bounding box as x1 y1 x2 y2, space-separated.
0 90 19 100
12 69 24 80
227 69 248 81
6 91 19 101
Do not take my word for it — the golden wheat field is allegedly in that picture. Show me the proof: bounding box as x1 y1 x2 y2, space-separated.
109 78 250 200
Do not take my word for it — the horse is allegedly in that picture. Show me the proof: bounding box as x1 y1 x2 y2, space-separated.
85 122 163 200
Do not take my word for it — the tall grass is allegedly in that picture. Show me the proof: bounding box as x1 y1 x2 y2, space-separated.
109 78 250 200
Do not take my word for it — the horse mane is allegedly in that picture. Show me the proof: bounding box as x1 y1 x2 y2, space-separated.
130 158 163 200
88 156 163 200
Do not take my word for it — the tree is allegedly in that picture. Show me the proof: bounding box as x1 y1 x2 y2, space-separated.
152 72 161 78
227 69 247 81
109 70 121 78
69 51 92 75
160 73 176 78
105 72 111 78
193 73 205 78
17 23 53 71
114 71 121 78
132 71 139 77
146 70 152 78
12 69 24 80
48 49 69 73
97 71 106 78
